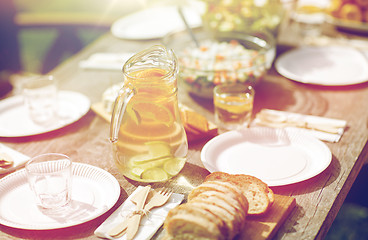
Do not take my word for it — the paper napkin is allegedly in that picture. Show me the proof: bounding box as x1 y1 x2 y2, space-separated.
0 143 30 175
95 186 184 240
253 109 347 142
79 53 134 71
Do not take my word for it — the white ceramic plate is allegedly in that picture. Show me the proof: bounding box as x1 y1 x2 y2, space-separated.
0 162 120 230
111 6 202 40
201 127 332 187
0 144 29 175
0 91 90 137
275 46 368 86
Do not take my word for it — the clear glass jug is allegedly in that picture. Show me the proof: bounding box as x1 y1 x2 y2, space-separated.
110 45 188 182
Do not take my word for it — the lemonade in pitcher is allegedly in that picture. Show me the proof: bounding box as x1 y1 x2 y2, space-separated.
110 45 188 182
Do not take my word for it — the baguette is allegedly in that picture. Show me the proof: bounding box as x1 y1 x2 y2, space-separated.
164 172 273 239
205 172 274 215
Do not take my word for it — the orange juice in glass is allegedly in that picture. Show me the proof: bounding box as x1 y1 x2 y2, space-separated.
214 83 254 133
110 45 188 182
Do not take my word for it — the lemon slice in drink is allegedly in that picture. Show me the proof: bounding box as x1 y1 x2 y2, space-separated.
126 105 141 125
164 157 186 176
216 96 253 114
134 68 168 78
141 167 169 181
131 101 173 127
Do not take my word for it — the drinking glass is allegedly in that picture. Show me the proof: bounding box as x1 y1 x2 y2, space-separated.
214 83 255 133
291 0 328 37
22 75 58 125
25 153 72 211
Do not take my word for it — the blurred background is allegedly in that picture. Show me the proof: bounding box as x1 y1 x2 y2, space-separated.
1 0 148 75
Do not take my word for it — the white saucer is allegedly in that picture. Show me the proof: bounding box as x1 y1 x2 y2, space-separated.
0 91 90 137
201 127 332 187
111 6 202 40
0 162 120 230
275 46 368 86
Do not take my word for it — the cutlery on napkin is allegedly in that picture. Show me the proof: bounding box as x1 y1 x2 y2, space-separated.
79 53 134 71
253 109 347 142
127 185 151 240
95 186 184 240
0 143 29 175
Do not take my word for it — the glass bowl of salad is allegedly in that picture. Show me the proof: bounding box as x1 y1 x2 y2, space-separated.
201 0 287 38
163 28 275 99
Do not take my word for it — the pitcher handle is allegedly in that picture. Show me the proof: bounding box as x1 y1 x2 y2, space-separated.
110 84 135 143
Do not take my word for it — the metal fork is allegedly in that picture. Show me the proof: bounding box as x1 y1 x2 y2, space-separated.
108 187 173 238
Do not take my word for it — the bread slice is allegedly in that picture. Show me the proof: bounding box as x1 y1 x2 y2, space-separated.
204 172 274 203
188 201 236 239
188 180 248 214
233 174 274 204
191 192 246 239
164 203 226 240
205 172 274 216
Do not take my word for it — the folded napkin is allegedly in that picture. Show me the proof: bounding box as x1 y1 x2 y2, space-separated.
253 109 347 142
79 53 134 71
0 143 29 175
95 186 184 240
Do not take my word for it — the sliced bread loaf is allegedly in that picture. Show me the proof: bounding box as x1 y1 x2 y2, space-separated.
205 172 273 215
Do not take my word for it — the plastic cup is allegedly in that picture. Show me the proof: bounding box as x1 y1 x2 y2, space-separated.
25 153 72 210
22 75 58 125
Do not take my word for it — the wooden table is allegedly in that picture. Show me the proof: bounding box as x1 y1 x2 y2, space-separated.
1 20 368 240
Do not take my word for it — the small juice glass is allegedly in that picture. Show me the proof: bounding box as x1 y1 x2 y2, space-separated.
214 83 255 133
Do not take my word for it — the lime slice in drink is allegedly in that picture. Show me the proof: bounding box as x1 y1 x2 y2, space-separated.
130 154 152 164
163 157 186 176
131 167 145 178
130 155 170 169
141 167 169 181
145 141 172 158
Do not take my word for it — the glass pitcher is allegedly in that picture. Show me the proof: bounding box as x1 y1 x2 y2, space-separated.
110 45 188 182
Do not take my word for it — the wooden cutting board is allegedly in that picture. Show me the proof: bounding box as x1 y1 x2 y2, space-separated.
240 194 296 240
